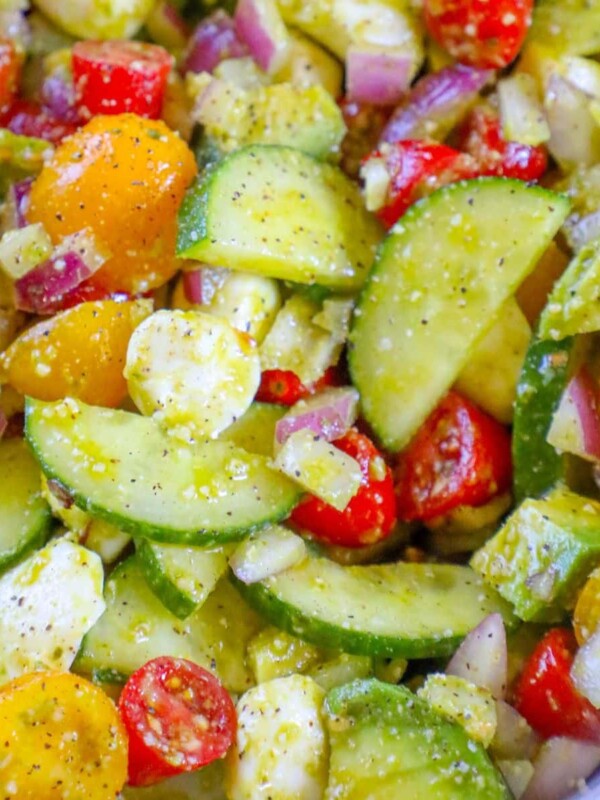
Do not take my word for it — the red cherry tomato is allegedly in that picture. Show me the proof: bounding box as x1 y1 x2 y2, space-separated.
423 0 534 69
0 99 77 144
513 628 600 743
118 656 237 787
72 40 173 119
290 428 397 547
394 391 512 522
256 366 339 406
458 105 547 182
364 140 479 229
0 39 22 111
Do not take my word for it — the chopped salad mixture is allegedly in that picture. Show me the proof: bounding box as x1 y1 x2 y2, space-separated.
2 0 600 798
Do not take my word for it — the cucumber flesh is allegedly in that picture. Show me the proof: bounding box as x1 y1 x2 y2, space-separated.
75 556 262 693
136 538 233 619
324 679 510 800
25 398 300 544
349 178 570 451
0 438 52 571
219 402 285 456
177 144 381 291
233 555 515 659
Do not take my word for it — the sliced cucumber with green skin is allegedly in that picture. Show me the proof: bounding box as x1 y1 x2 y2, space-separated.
324 679 510 800
75 556 262 693
232 555 516 659
25 398 300 545
349 178 570 452
136 538 233 619
219 402 286 456
512 336 586 503
0 438 52 572
177 144 381 291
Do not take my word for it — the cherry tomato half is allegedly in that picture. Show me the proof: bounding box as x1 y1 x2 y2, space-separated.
364 140 478 229
290 428 397 547
457 104 548 182
72 40 173 119
256 366 340 406
513 628 600 743
394 391 512 522
423 0 534 69
0 39 22 112
118 656 237 787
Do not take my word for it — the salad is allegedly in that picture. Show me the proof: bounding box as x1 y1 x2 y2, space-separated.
2 0 600 797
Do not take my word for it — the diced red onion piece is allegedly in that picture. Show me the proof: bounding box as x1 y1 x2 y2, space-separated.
521 737 600 800
275 387 360 446
346 46 413 106
547 368 600 463
14 228 110 314
230 526 306 584
545 73 600 169
182 10 247 75
182 269 204 305
1 178 33 233
234 0 289 73
492 700 541 761
0 409 7 441
380 64 493 144
567 210 600 252
41 73 80 125
571 627 600 709
446 612 507 699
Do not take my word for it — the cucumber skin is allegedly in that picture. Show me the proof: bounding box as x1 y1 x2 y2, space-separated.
136 538 198 620
24 399 301 546
512 337 573 503
231 570 515 660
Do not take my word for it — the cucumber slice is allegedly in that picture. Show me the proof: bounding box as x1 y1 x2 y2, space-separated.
512 336 585 503
176 144 381 291
232 555 515 659
324 679 510 800
75 557 262 693
136 538 233 619
219 402 286 456
25 398 300 544
349 178 570 451
0 438 52 571
528 0 600 56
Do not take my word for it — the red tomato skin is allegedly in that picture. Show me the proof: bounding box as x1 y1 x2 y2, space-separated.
290 428 397 547
423 0 534 69
256 367 339 406
366 140 479 229
458 105 547 181
0 39 22 111
513 628 600 743
72 40 173 119
394 391 512 522
0 99 77 144
118 657 237 787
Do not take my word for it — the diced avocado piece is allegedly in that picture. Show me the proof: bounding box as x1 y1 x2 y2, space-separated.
538 240 600 339
309 653 374 691
472 488 600 622
349 178 570 452
192 78 346 161
512 335 591 503
528 0 600 56
0 129 52 195
177 144 381 291
31 0 155 39
417 673 497 746
324 679 510 800
247 625 323 683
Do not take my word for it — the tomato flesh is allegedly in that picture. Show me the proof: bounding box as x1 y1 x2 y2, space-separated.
0 99 78 144
424 0 534 69
0 39 22 112
72 40 173 119
458 105 548 182
256 366 339 406
513 628 600 743
394 391 512 522
118 656 237 787
365 140 479 229
290 428 397 547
